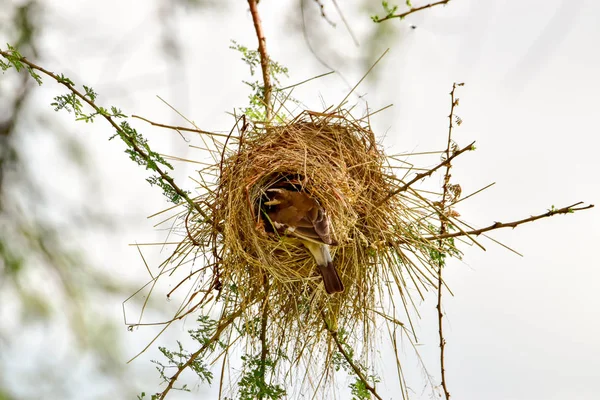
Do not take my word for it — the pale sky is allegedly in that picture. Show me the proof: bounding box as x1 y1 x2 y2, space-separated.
3 1 599 399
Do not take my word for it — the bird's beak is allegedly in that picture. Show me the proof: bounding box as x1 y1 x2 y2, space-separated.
264 188 285 206
264 199 281 206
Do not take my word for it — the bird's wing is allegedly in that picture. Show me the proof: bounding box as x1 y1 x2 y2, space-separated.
311 208 333 245
292 227 326 242
271 219 330 246
265 189 334 245
288 208 333 245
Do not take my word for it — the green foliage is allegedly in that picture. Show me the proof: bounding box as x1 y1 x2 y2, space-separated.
188 315 221 349
148 315 222 395
110 119 188 204
0 43 42 84
51 92 81 113
331 329 380 399
146 175 188 204
429 247 445 265
149 313 286 399
0 238 24 276
49 75 125 124
234 315 261 337
229 41 262 77
152 340 214 391
331 330 355 372
137 392 160 400
371 1 399 22
51 87 123 124
428 225 460 266
235 354 286 400
350 375 380 400
229 40 290 122
52 79 186 204
0 44 189 204
1 43 192 205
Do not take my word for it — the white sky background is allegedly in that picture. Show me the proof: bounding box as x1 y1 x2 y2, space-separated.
3 0 599 399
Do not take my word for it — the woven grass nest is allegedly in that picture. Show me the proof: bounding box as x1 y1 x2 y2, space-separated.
180 109 442 384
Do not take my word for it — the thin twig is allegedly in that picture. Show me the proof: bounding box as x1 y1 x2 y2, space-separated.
277 70 334 91
374 0 451 23
311 0 336 26
323 314 383 400
335 49 389 113
184 209 201 246
132 114 238 140
379 140 475 207
425 202 594 241
300 0 355 93
248 0 272 121
258 277 271 399
331 0 359 46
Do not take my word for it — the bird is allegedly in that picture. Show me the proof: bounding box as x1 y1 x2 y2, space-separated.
263 188 344 294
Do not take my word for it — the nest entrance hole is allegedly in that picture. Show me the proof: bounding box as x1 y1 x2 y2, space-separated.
254 172 315 235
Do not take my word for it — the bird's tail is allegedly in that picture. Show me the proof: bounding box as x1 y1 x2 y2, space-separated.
302 241 344 294
317 262 344 294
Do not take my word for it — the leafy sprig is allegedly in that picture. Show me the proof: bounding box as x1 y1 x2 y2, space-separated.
0 43 42 84
331 328 381 400
1 44 198 209
235 354 286 400
230 40 290 122
371 0 451 23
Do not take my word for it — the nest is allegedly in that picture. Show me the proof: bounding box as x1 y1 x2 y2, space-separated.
174 109 445 391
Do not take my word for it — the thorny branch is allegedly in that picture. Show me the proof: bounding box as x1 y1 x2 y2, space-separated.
380 140 475 206
374 0 451 23
248 0 273 121
436 82 463 400
426 202 594 241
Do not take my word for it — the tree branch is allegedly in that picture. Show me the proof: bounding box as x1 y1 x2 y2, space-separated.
374 0 451 23
426 202 594 241
379 140 475 207
435 82 462 400
0 49 211 223
248 0 272 121
323 315 383 400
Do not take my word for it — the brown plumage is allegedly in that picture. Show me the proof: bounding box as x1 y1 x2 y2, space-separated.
264 188 344 294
